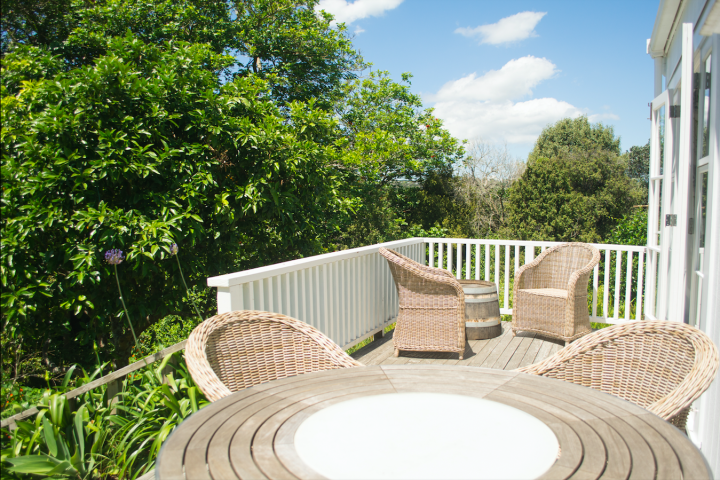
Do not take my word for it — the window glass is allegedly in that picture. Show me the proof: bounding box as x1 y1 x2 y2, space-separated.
658 105 665 175
702 55 712 158
699 172 708 249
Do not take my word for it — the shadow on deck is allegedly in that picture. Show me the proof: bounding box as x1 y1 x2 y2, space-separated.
351 322 566 369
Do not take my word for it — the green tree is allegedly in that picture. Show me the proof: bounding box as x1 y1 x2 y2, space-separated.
2 0 363 108
607 208 648 246
527 116 620 163
508 150 633 243
626 140 650 204
332 71 465 247
1 39 348 367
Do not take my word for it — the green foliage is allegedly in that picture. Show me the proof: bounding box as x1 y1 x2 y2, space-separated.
332 72 464 248
527 116 620 163
508 152 634 242
1 38 348 366
133 315 203 358
626 140 650 203
1 382 46 421
336 71 464 184
1 0 78 51
107 353 208 478
509 117 633 242
1 353 208 479
3 0 363 108
2 366 110 479
626 140 650 184
606 208 648 246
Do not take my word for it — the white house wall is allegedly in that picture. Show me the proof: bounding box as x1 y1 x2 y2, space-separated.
650 0 720 474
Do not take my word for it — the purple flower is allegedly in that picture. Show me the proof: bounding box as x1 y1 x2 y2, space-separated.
170 243 179 255
105 249 124 265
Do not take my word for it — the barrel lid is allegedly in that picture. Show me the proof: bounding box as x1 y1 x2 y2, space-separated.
461 283 497 294
465 319 501 327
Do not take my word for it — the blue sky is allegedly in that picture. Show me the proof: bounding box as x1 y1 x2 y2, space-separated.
317 0 659 160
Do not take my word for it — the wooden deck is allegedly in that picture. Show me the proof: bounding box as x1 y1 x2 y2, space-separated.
351 322 566 369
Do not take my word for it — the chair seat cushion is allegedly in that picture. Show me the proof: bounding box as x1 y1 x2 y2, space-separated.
518 288 568 298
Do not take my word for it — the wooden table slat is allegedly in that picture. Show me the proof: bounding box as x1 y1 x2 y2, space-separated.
156 366 711 480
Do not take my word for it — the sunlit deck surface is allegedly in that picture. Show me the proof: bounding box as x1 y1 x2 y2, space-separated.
351 322 565 369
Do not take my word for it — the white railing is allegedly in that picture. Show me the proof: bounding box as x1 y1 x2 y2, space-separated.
207 238 647 349
425 238 646 324
207 238 426 350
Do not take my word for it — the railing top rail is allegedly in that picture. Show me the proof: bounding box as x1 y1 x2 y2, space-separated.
1 340 187 429
422 238 646 252
207 237 425 287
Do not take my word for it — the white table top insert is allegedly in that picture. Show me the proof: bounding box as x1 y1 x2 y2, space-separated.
294 392 559 480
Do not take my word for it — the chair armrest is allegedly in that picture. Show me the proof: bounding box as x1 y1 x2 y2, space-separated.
565 251 600 296
514 261 539 290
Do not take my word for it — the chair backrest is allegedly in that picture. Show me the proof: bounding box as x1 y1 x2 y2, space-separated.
533 243 599 290
186 310 363 402
518 320 719 425
379 248 463 304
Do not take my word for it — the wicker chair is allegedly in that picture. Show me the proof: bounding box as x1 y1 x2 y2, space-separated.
512 243 600 344
518 320 720 430
186 310 363 402
379 248 465 359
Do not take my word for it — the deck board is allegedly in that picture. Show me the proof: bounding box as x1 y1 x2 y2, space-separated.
352 321 567 371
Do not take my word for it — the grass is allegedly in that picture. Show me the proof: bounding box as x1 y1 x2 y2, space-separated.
345 323 396 355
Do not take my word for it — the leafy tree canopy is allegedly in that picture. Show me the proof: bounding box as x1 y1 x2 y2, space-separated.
330 71 465 248
509 116 633 242
527 116 620 163
336 71 465 184
2 0 363 107
1 38 348 364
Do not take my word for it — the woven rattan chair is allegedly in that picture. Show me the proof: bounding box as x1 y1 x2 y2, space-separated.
379 247 465 359
186 310 363 402
518 320 719 430
512 243 600 344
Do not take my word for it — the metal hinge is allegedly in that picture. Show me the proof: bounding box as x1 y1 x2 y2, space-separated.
707 73 712 89
688 218 694 234
666 214 677 226
669 105 681 118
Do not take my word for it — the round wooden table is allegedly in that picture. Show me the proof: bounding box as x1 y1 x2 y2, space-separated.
156 365 712 480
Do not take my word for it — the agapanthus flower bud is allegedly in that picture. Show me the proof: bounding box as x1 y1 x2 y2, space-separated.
170 243 179 255
105 249 124 265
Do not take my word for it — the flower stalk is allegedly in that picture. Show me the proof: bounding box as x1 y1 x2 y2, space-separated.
170 243 203 322
105 249 145 364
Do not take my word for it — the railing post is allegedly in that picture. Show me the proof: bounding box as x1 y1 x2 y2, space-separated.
105 379 121 414
162 355 178 385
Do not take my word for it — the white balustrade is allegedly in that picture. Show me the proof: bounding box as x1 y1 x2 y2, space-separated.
207 238 426 350
208 238 648 350
424 238 646 324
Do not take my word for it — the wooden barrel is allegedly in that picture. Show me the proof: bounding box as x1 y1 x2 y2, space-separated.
458 280 502 340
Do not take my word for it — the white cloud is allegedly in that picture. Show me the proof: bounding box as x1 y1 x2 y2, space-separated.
456 11 547 45
434 98 582 145
430 56 589 146
354 26 366 35
431 56 558 103
315 0 403 25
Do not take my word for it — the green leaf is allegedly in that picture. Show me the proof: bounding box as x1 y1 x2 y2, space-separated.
61 365 77 389
6 454 63 474
74 405 86 461
41 416 58 457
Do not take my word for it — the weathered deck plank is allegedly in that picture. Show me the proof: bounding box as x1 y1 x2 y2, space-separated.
352 321 567 371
